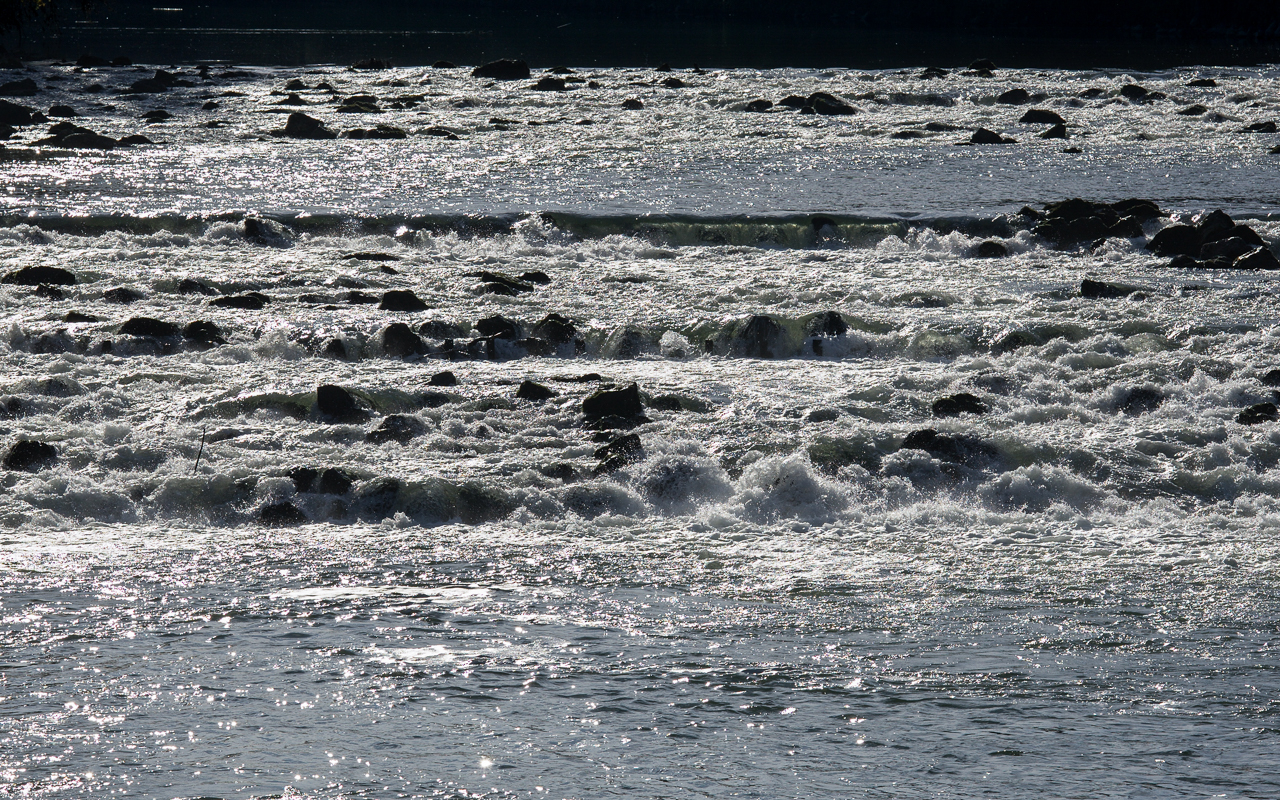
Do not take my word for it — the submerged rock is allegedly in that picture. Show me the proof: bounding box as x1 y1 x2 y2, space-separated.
732 315 787 358
317 384 366 421
900 429 998 466
366 414 429 444
1239 402 1279 425
259 501 308 525
932 393 988 418
516 380 556 401
2 266 75 285
3 440 57 472
1117 387 1164 415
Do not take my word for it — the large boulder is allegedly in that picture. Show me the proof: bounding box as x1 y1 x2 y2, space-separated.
0 78 38 97
472 59 530 80
0 99 33 126
731 314 788 358
900 429 998 467
4 440 57 471
365 414 429 444
317 384 366 421
280 112 336 139
806 92 857 115
583 382 645 419
1146 225 1203 257
2 265 75 285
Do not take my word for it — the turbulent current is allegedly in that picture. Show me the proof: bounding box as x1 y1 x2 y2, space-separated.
2 59 1280 798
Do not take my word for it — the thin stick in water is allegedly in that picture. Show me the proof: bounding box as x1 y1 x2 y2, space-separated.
193 427 206 473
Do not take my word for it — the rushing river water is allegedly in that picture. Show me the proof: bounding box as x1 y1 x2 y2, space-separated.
1 59 1280 798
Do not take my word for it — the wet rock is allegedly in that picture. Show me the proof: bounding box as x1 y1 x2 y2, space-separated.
519 270 551 285
804 311 848 338
991 330 1040 355
778 95 809 108
0 78 39 97
732 314 787 358
475 315 521 339
806 92 857 115
379 289 429 311
472 59 530 80
996 88 1031 105
532 313 577 345
516 380 556 401
118 134 152 146
64 311 98 323
243 216 291 243
344 291 379 305
419 320 467 340
34 284 63 300
1262 369 1280 387
900 429 998 466
919 66 949 79
970 59 997 71
594 432 643 463
353 476 401 519
1107 216 1144 238
1039 123 1068 140
120 317 179 338
1120 84 1164 103
259 501 307 525
1200 237 1257 263
1238 402 1278 425
1196 209 1235 240
1081 279 1143 299
1019 108 1064 124
583 382 645 419
621 98 644 110
317 467 354 495
432 60 457 69
970 128 1015 144
744 99 773 112
1111 198 1164 222
288 466 318 492
177 277 216 295
4 440 57 472
3 266 76 285
278 112 336 139
1178 104 1208 116
336 94 380 113
1146 225 1203 257
1233 247 1280 270
648 394 712 413
343 251 400 262
0 99 34 126
182 320 224 345
365 414 429 445
210 293 268 310
1117 387 1164 415
532 77 567 91
34 121 116 149
341 124 407 139
47 104 78 118
1187 78 1216 87
380 322 424 357
661 77 686 89
317 384 366 421
103 287 144 304
322 339 348 359
932 393 988 418
807 407 840 423
429 370 457 386
1242 121 1277 133
352 58 391 70
973 240 1008 258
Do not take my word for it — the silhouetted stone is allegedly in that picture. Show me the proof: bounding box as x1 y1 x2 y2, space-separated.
933 393 988 418
532 313 576 344
103 287 144 304
379 289 428 311
520 270 551 284
182 320 224 345
996 88 1030 105
64 311 98 323
472 59 530 80
34 284 63 300
969 59 996 71
974 240 1007 258
622 98 643 110
210 293 268 309
516 381 556 401
1239 402 1279 425
1200 237 1257 263
805 311 848 338
1234 247 1280 270
47 104 78 118
970 127 1014 144
900 429 998 466
3 265 75 285
1039 123 1067 139
532 77 567 91
1242 121 1277 133
733 315 786 358
0 99 33 126
280 112 336 139
583 382 645 419
380 323 424 357
177 277 216 294
120 317 178 337
259 501 307 525
475 315 520 339
0 78 38 97
1117 387 1164 415
992 330 1039 355
806 91 856 115
1081 279 1141 299
4 440 57 472
1187 78 1216 87
433 60 457 68
428 370 457 386
1262 369 1280 388
1146 225 1203 257
1019 108 1064 124
1177 104 1208 116
419 320 467 339
744 99 773 112
317 384 365 420
365 414 429 444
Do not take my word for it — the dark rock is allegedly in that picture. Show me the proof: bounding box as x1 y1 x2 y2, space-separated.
472 59 530 81
433 60 457 68
353 476 401 519
475 315 521 339
806 407 840 423
890 130 926 139
1111 199 1164 222
288 466 318 492
744 99 773 112
532 313 577 344
621 98 644 110
661 77 686 89
243 217 290 243
732 314 787 358
1197 209 1235 240
423 126 459 139
1117 387 1164 415
313 468 353 495
182 320 224 345
778 95 809 108
925 121 965 132
1177 104 1208 116
519 270 551 284
583 382 645 419
1147 225 1203 257
1209 224 1264 246
992 330 1040 355
63 311 98 323
341 124 406 139
1187 78 1217 87
176 278 216 295
344 291 380 305
343 251 401 262
47 104 78 117
259 501 307 525
418 390 454 408
973 240 1007 258
351 58 391 70
419 320 467 339
1238 402 1279 425
365 414 429 445
996 88 1030 105
1262 369 1280 388
103 287 144 304
933 393 988 418
1020 108 1064 124
1200 237 1257 263
34 284 63 300
380 322 424 357
1234 247 1280 270
1107 216 1144 238
970 127 1014 144
4 440 57 472
532 77 567 91
117 134 152 146
1242 121 1278 133
807 92 857 115
280 112 335 139
1039 123 1068 140
210 293 268 310
900 429 998 466
969 59 996 71
3 266 75 286
1081 278 1141 299
1167 254 1201 269
804 310 848 338
322 339 347 359
315 384 361 421
594 433 642 462
379 289 429 311
429 370 457 386
0 78 39 97
919 66 949 79
0 99 34 126
140 108 172 122
119 317 179 338
516 380 556 401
